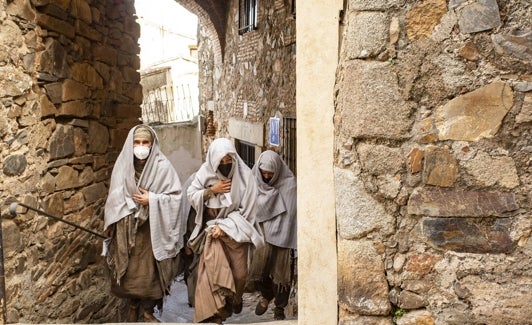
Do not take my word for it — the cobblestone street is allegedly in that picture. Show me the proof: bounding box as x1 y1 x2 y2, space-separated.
155 275 297 324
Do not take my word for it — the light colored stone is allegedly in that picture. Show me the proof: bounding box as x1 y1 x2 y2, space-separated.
461 151 519 188
227 118 264 146
376 175 401 199
357 143 404 176
348 0 402 10
345 12 389 59
335 167 395 239
0 66 33 97
337 60 413 140
436 82 514 141
395 310 435 325
55 165 79 190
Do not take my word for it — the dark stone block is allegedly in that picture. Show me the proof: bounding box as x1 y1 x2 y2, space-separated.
3 154 27 176
422 217 515 253
408 187 518 217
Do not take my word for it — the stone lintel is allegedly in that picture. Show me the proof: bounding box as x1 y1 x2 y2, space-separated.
228 118 264 147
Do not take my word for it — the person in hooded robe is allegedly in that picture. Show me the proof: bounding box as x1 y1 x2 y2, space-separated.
248 150 297 321
187 138 264 324
103 125 185 322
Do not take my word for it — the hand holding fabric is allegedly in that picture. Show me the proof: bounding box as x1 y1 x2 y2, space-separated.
210 179 231 194
132 188 150 206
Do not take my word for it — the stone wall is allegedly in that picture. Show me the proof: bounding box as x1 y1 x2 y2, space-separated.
1 0 141 322
335 0 531 324
197 0 296 154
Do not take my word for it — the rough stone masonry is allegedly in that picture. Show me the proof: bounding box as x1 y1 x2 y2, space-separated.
334 0 531 324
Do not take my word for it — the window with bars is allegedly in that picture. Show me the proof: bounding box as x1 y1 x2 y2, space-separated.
235 139 256 169
283 117 296 175
239 0 258 34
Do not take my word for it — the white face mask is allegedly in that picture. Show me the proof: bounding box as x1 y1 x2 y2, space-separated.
133 146 150 160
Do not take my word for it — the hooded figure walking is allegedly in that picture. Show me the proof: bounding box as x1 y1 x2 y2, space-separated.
249 150 297 321
103 125 185 322
187 138 264 324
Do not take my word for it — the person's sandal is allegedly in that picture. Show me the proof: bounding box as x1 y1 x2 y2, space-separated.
255 297 270 315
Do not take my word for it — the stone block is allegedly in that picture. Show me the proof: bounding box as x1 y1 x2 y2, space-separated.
436 82 514 141
348 0 402 10
458 0 501 34
516 94 532 124
408 187 518 217
36 13 75 39
492 28 532 63
337 60 413 140
461 151 519 188
0 66 33 97
228 118 264 146
395 310 435 325
345 12 388 59
357 143 404 176
82 182 107 205
1 219 23 255
459 275 532 324
338 239 391 315
72 63 104 89
93 45 117 66
398 290 427 309
3 154 27 176
406 0 447 41
49 125 75 159
422 217 514 253
335 167 394 239
87 121 109 154
62 79 90 101
43 192 64 218
55 165 79 190
39 38 70 78
58 100 91 118
407 148 423 173
422 146 458 187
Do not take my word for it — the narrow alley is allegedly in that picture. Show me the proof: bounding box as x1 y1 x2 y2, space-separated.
155 274 297 324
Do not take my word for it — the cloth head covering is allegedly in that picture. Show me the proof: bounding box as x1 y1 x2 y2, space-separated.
252 150 297 249
187 138 264 248
133 125 153 142
104 125 184 260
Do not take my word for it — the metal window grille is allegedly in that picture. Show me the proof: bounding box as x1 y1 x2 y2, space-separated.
141 83 198 124
239 0 258 34
283 117 296 175
235 139 255 169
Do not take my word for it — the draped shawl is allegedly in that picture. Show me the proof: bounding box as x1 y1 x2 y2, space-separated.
187 138 264 248
252 150 297 249
104 125 184 261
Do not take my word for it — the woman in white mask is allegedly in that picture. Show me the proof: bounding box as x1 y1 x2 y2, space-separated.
103 125 185 322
